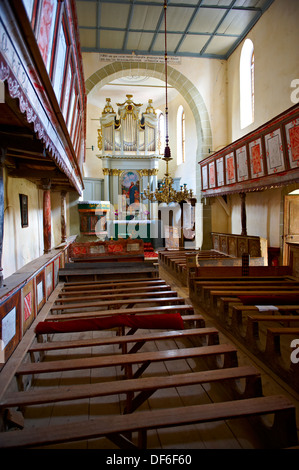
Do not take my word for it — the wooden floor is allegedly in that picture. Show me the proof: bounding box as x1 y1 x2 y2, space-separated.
1 264 293 450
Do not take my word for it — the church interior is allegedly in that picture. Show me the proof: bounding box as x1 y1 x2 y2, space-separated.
1 0 299 450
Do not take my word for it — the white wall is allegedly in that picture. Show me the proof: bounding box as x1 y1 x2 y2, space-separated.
211 0 299 248
3 171 73 279
227 0 299 142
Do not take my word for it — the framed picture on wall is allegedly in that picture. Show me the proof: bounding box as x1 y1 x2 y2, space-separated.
202 165 208 190
225 152 236 184
285 118 299 169
264 128 285 174
208 161 216 188
236 145 249 181
19 194 28 228
249 138 264 178
216 157 225 186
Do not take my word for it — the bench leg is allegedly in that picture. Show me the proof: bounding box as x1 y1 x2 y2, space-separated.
261 407 298 448
138 429 147 449
107 433 137 449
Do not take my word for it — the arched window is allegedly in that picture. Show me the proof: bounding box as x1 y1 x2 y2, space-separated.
240 39 254 129
157 110 165 155
177 105 185 164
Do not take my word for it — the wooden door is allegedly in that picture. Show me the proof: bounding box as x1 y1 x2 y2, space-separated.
283 195 299 264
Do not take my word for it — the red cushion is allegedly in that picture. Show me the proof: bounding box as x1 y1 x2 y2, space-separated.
238 294 299 305
35 312 185 335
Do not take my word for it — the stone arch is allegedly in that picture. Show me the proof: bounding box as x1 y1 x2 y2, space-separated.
85 61 212 248
85 61 212 193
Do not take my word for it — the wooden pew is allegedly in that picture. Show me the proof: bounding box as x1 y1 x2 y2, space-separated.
45 304 197 323
192 279 299 303
58 284 172 298
54 289 178 305
0 365 263 415
208 289 299 315
29 327 220 359
15 343 240 392
59 261 158 283
0 394 297 449
50 296 187 314
159 249 234 285
62 277 166 290
231 312 299 342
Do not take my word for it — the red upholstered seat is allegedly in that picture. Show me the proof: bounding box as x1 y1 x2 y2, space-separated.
35 312 185 335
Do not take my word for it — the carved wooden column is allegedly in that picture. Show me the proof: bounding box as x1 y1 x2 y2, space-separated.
61 191 67 243
240 192 247 236
42 179 52 253
0 149 5 287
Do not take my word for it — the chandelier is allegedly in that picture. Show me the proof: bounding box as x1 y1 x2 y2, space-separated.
142 0 194 204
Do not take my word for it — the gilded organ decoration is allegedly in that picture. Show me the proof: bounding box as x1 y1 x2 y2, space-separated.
99 95 158 155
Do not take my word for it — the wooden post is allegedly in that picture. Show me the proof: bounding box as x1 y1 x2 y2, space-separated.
42 179 51 253
240 192 247 236
0 149 5 287
61 191 67 243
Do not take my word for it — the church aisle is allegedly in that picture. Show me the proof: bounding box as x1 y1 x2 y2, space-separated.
0 266 298 449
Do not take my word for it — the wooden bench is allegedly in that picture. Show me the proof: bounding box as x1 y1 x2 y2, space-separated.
192 279 299 303
239 314 299 346
50 296 187 313
15 344 239 391
0 394 297 449
59 262 158 283
58 284 171 298
208 289 299 315
62 277 166 291
265 327 299 358
0 365 262 414
189 273 295 304
54 290 178 305
30 327 219 357
45 304 197 323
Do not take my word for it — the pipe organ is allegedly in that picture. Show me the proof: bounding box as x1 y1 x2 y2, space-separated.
100 95 158 155
97 95 161 222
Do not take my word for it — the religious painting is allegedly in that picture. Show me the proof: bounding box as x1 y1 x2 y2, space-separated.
225 152 236 184
216 157 224 186
285 119 299 169
37 0 58 72
249 138 264 178
208 161 216 188
201 165 208 190
236 145 249 182
264 128 285 175
120 170 140 209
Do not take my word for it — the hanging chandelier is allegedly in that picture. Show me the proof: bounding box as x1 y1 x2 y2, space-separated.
142 0 194 204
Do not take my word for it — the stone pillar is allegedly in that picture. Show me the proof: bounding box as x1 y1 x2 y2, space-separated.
42 179 51 253
61 191 67 243
112 169 120 207
240 192 247 236
103 168 110 201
